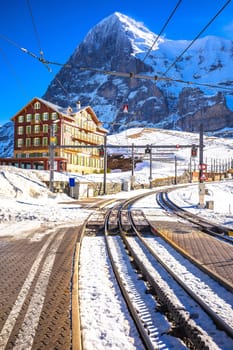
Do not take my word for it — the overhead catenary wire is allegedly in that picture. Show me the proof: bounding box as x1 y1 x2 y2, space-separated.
163 0 232 76
26 0 53 73
1 0 233 97
0 35 71 106
142 0 183 63
0 26 52 71
1 32 233 93
25 1 72 98
0 47 29 99
79 67 233 92
26 0 44 58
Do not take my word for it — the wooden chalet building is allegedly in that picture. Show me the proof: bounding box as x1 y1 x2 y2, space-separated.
1 97 108 173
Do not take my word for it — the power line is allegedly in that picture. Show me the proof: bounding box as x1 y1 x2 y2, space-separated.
142 0 183 63
0 32 73 69
0 32 71 100
26 0 44 57
1 32 232 92
25 0 73 97
0 33 23 51
26 0 53 73
0 47 29 99
79 67 233 92
163 0 232 76
0 33 49 70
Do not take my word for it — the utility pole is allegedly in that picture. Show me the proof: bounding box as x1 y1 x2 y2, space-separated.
189 156 192 183
174 155 177 185
131 143 135 190
103 134 107 195
49 123 56 192
149 145 153 189
199 123 205 208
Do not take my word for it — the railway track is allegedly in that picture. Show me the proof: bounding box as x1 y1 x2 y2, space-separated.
154 190 233 290
0 197 121 350
156 190 233 240
1 189 232 349
77 192 233 349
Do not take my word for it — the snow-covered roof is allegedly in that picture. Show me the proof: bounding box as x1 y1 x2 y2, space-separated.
11 97 108 133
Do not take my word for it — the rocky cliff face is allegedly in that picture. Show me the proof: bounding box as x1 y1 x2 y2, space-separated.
43 12 233 135
0 122 14 157
176 89 233 132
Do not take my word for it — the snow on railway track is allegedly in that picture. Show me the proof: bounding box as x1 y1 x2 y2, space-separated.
106 235 186 349
143 235 233 328
126 235 233 349
129 192 233 347
78 235 144 350
78 191 233 349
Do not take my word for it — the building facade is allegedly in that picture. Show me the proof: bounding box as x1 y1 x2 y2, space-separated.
1 97 108 174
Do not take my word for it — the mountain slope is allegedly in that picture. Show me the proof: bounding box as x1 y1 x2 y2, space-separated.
0 122 14 157
43 12 233 134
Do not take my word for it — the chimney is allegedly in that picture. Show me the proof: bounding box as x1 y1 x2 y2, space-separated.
67 106 73 114
77 100 81 109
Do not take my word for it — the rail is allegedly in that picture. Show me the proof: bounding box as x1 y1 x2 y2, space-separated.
74 189 233 349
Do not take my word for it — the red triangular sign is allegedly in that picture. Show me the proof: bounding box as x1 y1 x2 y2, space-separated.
123 104 128 113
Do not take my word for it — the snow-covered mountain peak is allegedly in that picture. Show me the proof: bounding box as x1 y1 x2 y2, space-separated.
82 11 162 57
44 12 233 135
191 35 233 53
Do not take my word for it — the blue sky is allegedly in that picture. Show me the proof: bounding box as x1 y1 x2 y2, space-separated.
0 0 233 125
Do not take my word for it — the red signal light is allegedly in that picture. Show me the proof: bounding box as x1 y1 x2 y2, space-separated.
99 146 104 157
191 145 197 157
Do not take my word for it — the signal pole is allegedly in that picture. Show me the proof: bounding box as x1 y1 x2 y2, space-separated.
131 143 135 190
174 155 177 185
49 123 56 192
199 123 205 208
149 145 153 189
103 135 107 195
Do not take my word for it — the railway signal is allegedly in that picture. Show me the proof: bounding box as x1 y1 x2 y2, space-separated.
145 145 151 154
99 145 105 157
191 145 198 157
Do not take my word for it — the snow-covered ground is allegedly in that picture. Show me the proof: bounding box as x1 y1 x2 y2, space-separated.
169 181 233 229
1 127 233 349
1 164 233 237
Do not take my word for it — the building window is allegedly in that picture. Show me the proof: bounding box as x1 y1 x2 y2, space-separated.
43 124 49 133
53 123 58 132
26 125 31 134
33 137 40 146
34 125 40 133
34 101 41 110
34 113 40 123
26 138 31 147
18 115 24 123
26 114 32 122
43 112 49 121
51 112 57 120
18 126 24 135
42 137 48 146
17 139 24 147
